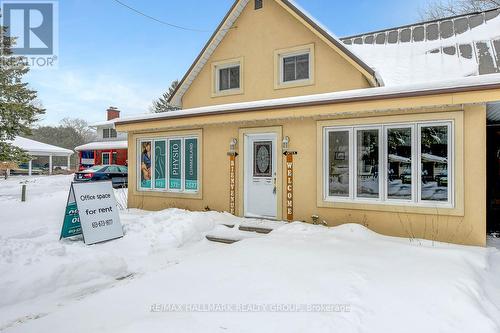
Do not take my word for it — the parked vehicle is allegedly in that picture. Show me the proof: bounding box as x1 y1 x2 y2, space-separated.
435 171 448 187
74 165 128 188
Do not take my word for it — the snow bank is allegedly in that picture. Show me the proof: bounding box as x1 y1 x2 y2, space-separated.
0 176 230 328
2 176 500 332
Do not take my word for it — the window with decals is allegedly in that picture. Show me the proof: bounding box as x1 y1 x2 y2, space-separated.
138 136 199 193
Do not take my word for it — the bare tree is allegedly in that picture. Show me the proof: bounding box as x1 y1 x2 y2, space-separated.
420 0 500 20
59 118 96 143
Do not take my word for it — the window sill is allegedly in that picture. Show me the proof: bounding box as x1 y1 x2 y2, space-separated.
133 188 202 200
274 79 314 90
211 88 244 98
317 197 462 216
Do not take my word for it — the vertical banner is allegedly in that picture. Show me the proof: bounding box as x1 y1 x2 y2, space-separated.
285 152 296 222
229 154 236 215
184 138 198 191
140 141 152 188
169 139 182 190
154 140 166 189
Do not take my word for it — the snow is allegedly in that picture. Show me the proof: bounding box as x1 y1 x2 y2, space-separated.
1 175 500 332
8 137 74 156
74 140 128 151
116 73 500 125
346 12 500 86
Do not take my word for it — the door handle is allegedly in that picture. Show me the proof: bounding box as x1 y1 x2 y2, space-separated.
273 176 276 194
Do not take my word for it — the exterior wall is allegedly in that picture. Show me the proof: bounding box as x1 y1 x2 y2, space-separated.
96 125 127 142
94 149 128 166
124 103 487 246
181 0 370 109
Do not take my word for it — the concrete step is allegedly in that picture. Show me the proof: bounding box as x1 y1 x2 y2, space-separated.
205 225 265 244
238 225 273 234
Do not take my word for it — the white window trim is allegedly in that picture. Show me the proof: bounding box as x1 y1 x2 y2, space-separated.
279 50 311 85
323 120 454 209
102 152 110 165
137 136 200 194
214 61 243 95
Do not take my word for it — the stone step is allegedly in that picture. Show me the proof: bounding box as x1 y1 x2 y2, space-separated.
238 225 273 234
205 225 265 244
205 235 239 244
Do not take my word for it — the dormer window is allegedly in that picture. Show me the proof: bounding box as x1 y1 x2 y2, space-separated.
103 128 117 139
212 57 244 97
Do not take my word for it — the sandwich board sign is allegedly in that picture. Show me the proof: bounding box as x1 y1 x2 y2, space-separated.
60 181 124 245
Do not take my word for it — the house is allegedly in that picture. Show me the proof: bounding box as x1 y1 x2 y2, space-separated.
75 107 128 170
115 0 500 246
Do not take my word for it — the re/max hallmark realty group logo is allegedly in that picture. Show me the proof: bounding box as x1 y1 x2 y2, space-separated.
1 0 58 69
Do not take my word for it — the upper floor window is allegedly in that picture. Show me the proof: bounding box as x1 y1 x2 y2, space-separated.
282 53 309 82
103 128 117 139
274 44 314 89
218 65 240 91
212 58 243 97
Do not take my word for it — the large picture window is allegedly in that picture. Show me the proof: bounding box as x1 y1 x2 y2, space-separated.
138 136 199 193
324 121 453 207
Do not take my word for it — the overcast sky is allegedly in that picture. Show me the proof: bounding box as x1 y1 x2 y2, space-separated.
25 0 430 125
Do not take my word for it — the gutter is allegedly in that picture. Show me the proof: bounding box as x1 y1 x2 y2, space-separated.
115 81 500 126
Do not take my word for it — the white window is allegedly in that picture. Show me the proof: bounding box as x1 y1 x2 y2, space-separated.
324 121 453 207
281 52 310 83
103 128 117 139
216 63 240 92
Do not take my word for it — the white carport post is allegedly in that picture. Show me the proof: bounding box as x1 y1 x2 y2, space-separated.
28 159 32 176
49 154 53 175
67 155 71 171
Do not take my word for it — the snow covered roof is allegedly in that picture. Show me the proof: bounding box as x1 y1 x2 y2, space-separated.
89 119 119 128
168 0 378 107
9 137 74 156
341 8 500 86
115 73 500 125
74 141 128 152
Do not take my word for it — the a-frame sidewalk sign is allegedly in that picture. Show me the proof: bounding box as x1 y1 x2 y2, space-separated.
60 181 124 245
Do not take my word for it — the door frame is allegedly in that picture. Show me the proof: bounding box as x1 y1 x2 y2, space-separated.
102 152 111 165
238 126 283 220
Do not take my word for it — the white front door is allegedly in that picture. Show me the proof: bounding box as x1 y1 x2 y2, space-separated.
244 133 277 219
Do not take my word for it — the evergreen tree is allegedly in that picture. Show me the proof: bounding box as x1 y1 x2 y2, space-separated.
150 80 180 113
0 17 45 163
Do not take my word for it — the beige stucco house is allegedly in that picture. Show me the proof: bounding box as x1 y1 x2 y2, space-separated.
115 0 500 246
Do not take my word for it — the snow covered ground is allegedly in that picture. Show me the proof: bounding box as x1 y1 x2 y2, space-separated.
1 175 500 332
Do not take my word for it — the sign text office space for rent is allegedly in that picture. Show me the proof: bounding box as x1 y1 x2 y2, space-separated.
60 181 124 245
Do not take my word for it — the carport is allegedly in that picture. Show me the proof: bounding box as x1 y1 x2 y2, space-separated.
9 137 74 175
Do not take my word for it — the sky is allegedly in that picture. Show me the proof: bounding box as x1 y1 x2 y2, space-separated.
24 0 431 125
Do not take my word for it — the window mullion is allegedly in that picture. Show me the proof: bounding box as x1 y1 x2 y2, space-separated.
352 128 356 200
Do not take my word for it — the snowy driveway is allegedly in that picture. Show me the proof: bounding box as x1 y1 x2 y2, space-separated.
1 175 500 332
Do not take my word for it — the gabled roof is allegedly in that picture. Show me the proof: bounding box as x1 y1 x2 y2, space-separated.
168 0 379 107
9 137 74 156
341 8 500 86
